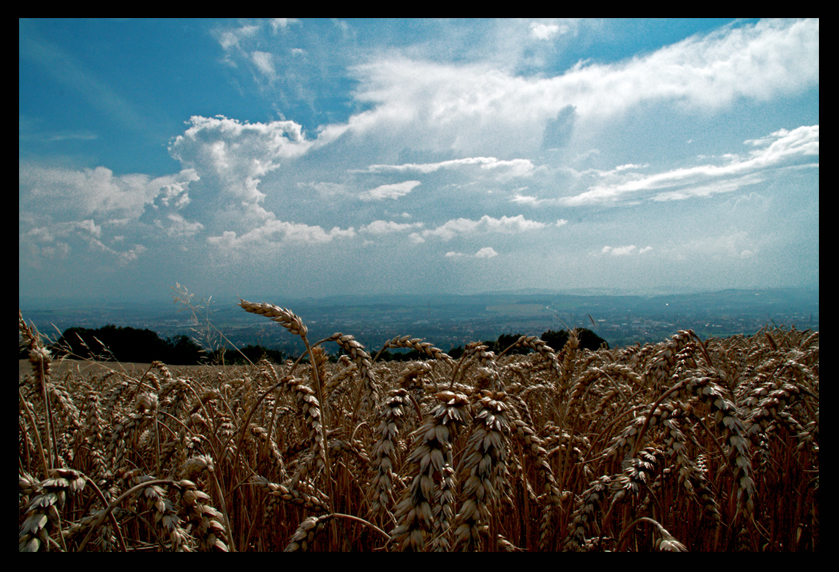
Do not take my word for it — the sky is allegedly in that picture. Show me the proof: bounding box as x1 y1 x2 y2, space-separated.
19 18 819 305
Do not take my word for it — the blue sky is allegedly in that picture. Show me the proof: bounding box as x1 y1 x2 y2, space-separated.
19 18 819 304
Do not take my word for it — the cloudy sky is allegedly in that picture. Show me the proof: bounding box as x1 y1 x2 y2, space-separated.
19 18 819 304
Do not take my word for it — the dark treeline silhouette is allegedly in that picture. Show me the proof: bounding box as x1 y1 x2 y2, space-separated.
24 324 607 366
42 325 293 366
472 328 608 356
382 328 608 362
42 325 205 365
541 328 609 352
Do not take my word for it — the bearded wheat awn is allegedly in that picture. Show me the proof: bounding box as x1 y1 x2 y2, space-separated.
238 299 336 515
452 391 513 551
391 390 469 550
370 388 410 519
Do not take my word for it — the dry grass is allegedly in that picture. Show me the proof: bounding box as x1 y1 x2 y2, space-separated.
19 302 819 551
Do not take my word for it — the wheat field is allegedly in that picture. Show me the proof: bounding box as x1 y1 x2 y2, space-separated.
19 300 819 551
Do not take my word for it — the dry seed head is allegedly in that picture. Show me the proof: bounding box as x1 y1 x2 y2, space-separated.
136 391 159 413
238 299 308 338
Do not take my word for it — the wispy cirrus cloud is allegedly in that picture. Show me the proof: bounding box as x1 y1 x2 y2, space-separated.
511 124 818 208
601 245 653 256
356 157 535 179
359 181 421 201
338 19 818 158
562 125 818 206
19 21 161 140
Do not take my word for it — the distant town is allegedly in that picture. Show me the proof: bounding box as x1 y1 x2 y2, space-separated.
20 287 819 358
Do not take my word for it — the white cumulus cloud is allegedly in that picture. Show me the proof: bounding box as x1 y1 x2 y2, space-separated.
360 220 424 234
413 214 546 242
529 22 562 41
602 245 639 256
475 246 499 258
445 247 499 259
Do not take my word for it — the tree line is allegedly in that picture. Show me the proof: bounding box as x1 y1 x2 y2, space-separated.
21 324 607 366
17 325 281 366
379 329 607 362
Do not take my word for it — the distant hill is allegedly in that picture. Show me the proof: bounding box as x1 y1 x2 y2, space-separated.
20 287 818 355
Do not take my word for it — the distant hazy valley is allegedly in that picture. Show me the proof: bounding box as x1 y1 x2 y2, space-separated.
19 287 819 357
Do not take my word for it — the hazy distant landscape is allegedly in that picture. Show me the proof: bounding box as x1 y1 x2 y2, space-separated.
20 287 818 358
